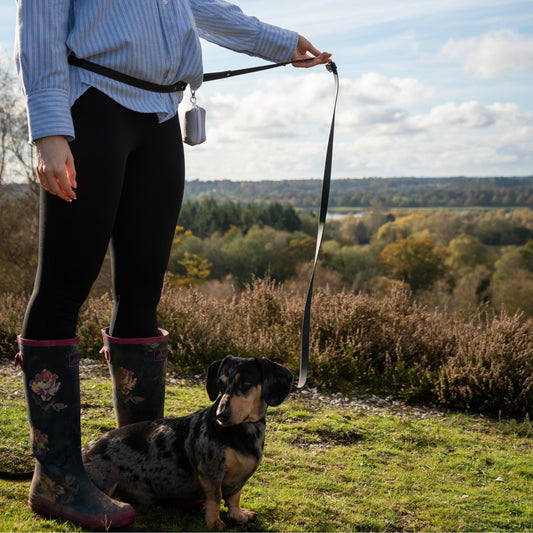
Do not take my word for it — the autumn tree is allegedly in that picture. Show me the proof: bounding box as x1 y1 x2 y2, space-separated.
492 270 533 317
447 234 488 271
377 238 449 292
167 227 211 288
474 211 533 245
493 241 533 283
375 213 425 244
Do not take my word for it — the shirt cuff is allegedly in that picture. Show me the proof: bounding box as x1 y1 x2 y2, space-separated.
26 88 74 143
253 24 299 63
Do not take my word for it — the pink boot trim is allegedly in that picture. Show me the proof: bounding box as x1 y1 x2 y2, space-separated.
16 336 81 370
17 335 80 348
101 327 169 345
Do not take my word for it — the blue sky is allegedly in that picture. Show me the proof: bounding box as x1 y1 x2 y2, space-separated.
1 0 532 180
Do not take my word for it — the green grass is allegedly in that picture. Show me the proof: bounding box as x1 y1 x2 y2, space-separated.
1 361 532 532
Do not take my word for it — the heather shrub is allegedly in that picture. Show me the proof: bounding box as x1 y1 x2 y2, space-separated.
0 292 115 361
78 293 114 358
0 293 26 358
436 312 533 416
310 288 455 402
157 281 231 373
157 276 302 375
226 277 301 366
1 279 532 417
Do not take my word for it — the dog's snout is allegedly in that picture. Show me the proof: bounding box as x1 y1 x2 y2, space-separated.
216 409 231 424
216 395 232 425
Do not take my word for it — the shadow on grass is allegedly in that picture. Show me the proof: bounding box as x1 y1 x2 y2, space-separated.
131 501 278 532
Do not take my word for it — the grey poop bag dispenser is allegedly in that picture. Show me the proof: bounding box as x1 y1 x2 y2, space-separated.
183 91 206 146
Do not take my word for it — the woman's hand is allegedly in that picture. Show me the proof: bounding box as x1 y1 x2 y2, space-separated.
34 135 77 202
291 35 332 68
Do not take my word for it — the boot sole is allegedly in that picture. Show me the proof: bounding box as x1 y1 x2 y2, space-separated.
29 494 135 531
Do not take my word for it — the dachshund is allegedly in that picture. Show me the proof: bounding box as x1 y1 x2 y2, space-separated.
81 355 293 529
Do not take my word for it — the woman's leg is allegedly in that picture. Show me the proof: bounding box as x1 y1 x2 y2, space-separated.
22 88 134 340
108 109 185 338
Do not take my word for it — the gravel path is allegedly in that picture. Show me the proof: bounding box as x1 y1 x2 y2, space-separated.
1 358 452 421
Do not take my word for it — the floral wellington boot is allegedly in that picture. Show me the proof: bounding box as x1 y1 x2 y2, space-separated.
17 336 135 530
100 327 168 427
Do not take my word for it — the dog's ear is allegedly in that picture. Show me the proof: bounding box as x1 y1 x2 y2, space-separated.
206 359 223 401
257 359 293 406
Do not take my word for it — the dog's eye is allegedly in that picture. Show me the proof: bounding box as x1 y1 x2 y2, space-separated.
240 381 252 392
218 378 226 391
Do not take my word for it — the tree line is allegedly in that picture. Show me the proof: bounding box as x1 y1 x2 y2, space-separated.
168 200 533 318
3 189 531 318
183 177 533 209
177 198 302 238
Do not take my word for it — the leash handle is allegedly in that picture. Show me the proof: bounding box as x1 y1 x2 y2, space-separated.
297 62 338 389
202 57 319 82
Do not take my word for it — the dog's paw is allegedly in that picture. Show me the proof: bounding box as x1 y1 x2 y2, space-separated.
206 515 226 530
229 507 256 524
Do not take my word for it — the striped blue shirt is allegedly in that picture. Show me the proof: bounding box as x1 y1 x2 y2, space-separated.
15 0 298 142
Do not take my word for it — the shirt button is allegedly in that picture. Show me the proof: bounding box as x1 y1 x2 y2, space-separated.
162 0 168 4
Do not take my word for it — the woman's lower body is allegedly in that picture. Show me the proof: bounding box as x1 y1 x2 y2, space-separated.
23 87 185 340
17 88 185 529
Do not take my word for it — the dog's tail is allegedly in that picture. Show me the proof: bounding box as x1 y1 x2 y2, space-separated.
0 470 33 480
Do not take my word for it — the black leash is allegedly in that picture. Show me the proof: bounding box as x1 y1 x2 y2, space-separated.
69 54 339 389
297 62 338 388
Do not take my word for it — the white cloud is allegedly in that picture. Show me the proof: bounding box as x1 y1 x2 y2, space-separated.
407 101 531 131
339 125 532 177
341 95 533 176
335 73 434 135
344 73 433 108
182 69 533 179
191 71 435 142
440 30 533 79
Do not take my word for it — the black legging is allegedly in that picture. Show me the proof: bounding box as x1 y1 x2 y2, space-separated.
22 88 185 340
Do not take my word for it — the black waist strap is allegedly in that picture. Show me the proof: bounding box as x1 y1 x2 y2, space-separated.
68 55 188 93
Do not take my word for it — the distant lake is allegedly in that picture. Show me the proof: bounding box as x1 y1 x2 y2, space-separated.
327 211 363 220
